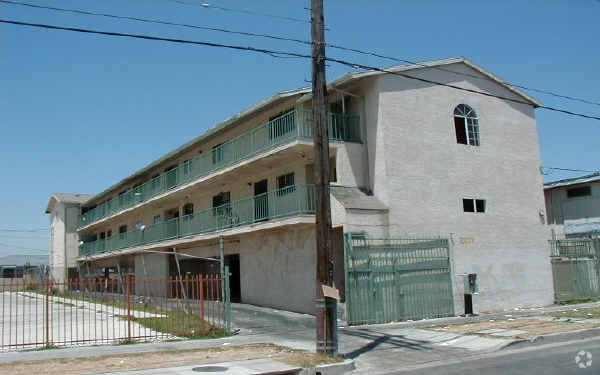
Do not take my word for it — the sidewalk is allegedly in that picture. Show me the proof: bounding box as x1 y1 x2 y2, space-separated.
1 300 598 374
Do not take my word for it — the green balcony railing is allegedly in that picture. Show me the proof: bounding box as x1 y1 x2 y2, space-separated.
78 110 359 228
550 238 600 258
79 184 316 257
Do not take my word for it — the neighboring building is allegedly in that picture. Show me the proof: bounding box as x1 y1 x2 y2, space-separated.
73 57 553 315
544 173 600 238
45 193 93 283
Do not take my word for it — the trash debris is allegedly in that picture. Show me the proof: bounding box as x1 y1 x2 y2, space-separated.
554 317 571 323
222 342 230 346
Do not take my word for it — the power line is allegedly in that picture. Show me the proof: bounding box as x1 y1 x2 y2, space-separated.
0 242 48 253
163 0 312 25
325 57 600 121
0 18 311 59
0 234 49 240
2 0 598 108
542 167 600 174
1 18 599 122
0 0 310 46
326 45 600 108
0 228 48 232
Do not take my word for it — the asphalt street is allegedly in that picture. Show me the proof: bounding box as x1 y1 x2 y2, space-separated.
383 336 600 375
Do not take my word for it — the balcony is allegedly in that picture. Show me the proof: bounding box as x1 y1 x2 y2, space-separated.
78 110 360 228
550 238 600 259
79 184 316 257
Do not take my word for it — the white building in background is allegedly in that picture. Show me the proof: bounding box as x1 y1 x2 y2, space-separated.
68 57 553 315
544 173 600 238
45 193 93 283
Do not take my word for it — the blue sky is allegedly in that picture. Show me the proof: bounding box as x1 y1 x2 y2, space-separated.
0 0 599 256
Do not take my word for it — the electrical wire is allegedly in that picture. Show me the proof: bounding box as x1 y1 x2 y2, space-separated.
0 242 49 253
542 167 600 174
325 57 600 121
0 0 311 46
2 0 598 107
0 228 48 232
163 0 312 25
1 18 599 122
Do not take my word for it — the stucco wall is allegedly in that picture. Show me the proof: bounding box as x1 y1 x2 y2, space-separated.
369 63 553 312
171 226 316 314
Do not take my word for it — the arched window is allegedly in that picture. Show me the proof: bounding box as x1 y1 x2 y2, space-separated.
453 104 480 146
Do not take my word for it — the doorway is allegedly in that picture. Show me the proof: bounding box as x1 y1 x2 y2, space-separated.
254 179 268 221
225 254 241 302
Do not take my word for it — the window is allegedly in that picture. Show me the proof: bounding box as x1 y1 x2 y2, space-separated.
119 225 127 239
567 186 591 198
212 192 231 216
183 159 192 177
212 143 224 165
454 104 480 146
150 174 160 192
277 172 295 195
153 215 162 224
107 230 112 237
183 203 194 216
463 198 486 213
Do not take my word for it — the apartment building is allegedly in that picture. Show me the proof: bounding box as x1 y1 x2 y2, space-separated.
45 193 93 283
545 173 600 238
74 57 554 314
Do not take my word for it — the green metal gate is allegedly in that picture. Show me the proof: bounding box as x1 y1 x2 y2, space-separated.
344 234 455 325
550 238 600 303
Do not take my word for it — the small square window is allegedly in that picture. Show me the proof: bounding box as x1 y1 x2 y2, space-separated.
567 186 591 198
277 172 295 195
463 198 486 213
475 199 486 213
463 199 475 213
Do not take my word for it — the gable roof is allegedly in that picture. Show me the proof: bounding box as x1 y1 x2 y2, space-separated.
45 193 93 214
301 57 541 107
544 173 600 190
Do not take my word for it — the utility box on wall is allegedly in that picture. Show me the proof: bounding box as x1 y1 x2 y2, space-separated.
461 273 479 316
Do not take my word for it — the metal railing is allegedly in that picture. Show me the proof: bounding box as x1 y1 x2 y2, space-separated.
550 238 600 258
78 109 360 228
0 274 230 351
80 184 315 257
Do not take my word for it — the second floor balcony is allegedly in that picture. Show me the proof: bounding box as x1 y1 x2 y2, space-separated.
78 109 360 228
79 184 316 258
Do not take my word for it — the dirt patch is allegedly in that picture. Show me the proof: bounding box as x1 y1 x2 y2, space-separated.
0 344 343 375
0 344 340 375
551 307 600 319
431 318 600 339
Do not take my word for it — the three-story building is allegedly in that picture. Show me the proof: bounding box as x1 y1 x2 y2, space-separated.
74 58 554 314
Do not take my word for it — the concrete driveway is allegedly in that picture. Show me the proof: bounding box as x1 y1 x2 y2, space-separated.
1 291 168 350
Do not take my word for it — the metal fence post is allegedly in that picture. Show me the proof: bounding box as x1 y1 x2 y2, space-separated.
198 275 205 334
126 275 132 342
45 279 50 347
224 266 231 332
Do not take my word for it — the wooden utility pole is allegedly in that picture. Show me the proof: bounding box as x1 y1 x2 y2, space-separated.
311 0 335 355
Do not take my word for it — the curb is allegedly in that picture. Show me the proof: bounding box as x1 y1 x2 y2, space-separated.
502 327 600 350
300 359 355 375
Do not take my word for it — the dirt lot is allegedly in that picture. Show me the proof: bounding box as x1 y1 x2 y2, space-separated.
551 307 600 319
431 317 600 340
0 344 341 375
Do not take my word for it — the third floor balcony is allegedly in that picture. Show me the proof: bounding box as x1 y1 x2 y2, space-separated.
78 109 360 229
